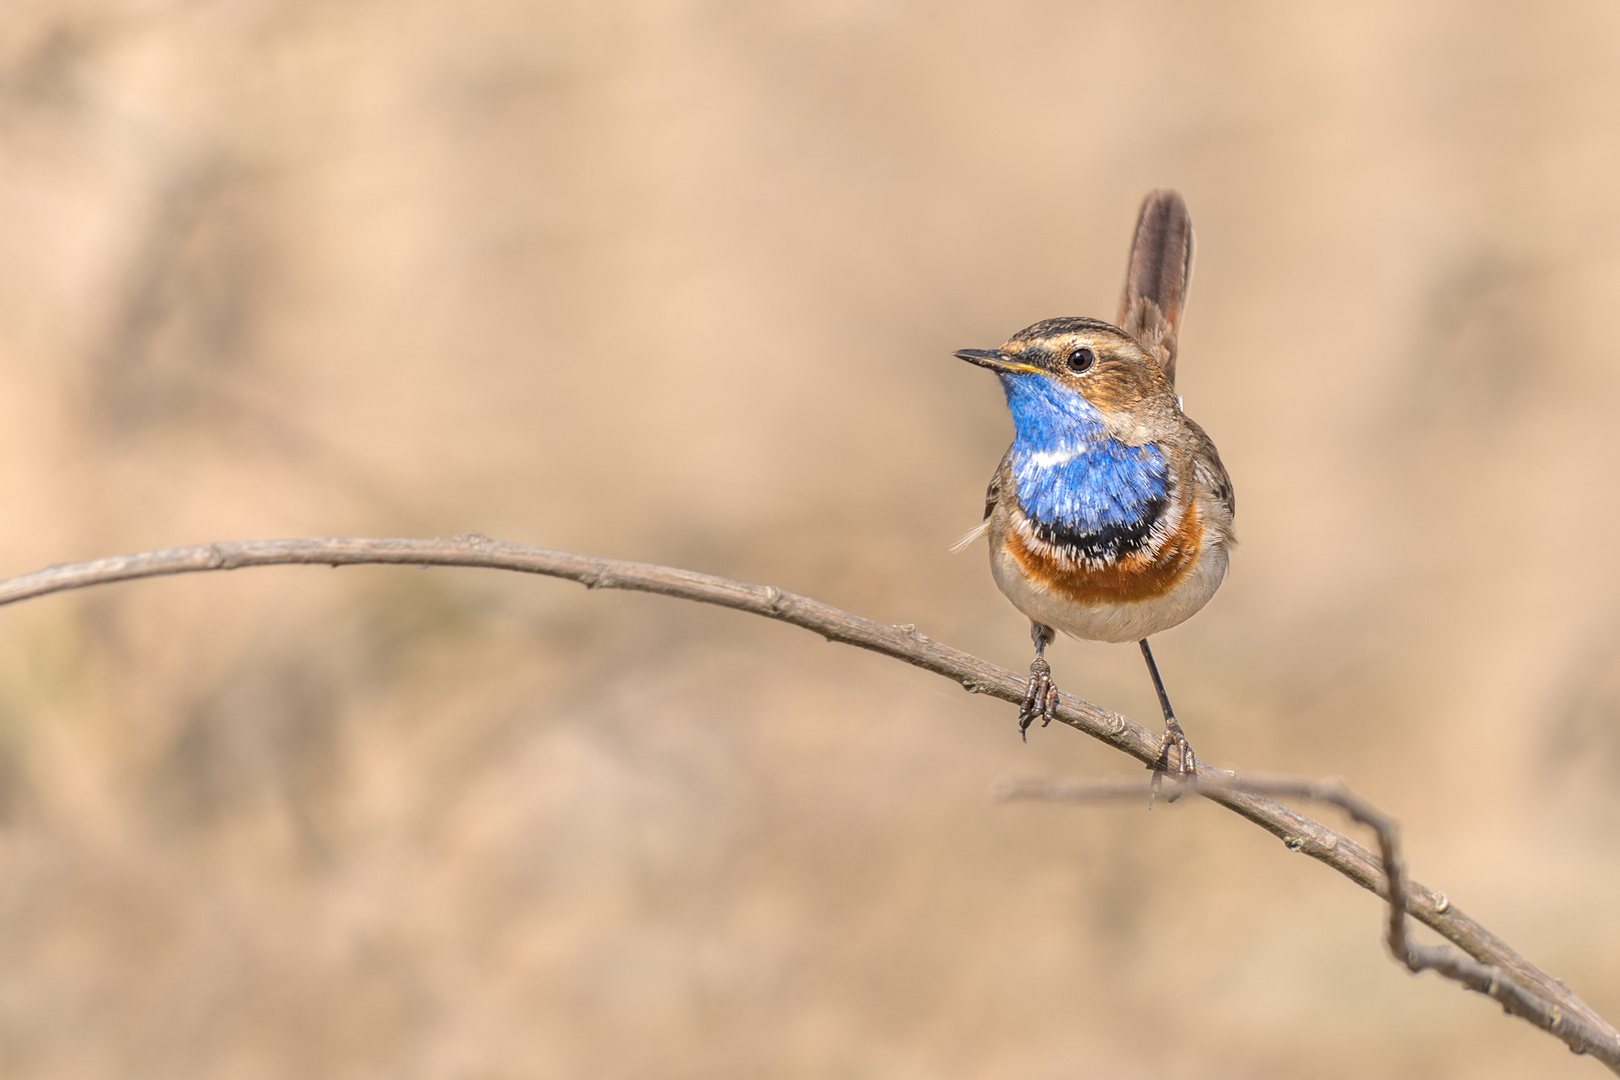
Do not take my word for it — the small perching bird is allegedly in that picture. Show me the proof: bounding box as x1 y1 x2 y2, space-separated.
954 190 1234 775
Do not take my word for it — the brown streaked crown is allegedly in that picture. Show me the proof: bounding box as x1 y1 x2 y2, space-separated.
1006 315 1128 345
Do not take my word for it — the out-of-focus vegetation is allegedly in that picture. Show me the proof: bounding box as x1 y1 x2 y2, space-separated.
0 2 1617 1076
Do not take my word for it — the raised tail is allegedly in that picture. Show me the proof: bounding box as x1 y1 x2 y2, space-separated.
1117 189 1195 387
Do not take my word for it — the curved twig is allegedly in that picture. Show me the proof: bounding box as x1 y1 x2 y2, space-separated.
1 534 1614 1067
996 775 1620 1071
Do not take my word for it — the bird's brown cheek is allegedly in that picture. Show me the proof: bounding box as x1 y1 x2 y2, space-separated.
1076 365 1147 412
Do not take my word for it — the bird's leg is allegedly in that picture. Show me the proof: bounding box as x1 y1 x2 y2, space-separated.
1140 638 1195 780
1018 621 1060 740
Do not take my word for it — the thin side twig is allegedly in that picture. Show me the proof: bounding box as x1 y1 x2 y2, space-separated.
997 775 1620 1071
0 534 1613 1066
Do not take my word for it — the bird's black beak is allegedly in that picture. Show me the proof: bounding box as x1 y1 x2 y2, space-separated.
954 348 1042 375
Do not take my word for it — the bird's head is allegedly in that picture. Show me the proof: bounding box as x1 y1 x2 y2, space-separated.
956 317 1180 446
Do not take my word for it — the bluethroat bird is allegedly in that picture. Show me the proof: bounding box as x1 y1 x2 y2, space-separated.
955 190 1234 776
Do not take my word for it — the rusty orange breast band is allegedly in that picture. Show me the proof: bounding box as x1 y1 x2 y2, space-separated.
1006 500 1204 605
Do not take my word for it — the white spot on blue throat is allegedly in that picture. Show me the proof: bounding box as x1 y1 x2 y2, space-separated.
999 372 1168 533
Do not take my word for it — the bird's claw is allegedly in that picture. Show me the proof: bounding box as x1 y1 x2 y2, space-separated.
1152 717 1196 779
1018 657 1059 741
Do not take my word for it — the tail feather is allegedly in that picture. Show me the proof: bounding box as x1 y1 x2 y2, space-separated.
1117 189 1195 387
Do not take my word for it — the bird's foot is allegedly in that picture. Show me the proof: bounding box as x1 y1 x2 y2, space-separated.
1147 721 1197 807
1018 657 1059 741
1152 717 1196 779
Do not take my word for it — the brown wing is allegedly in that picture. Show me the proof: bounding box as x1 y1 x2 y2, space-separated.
1183 416 1235 524
983 448 1012 520
1117 189 1195 387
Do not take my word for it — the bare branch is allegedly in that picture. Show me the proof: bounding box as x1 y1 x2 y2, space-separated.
1 534 1614 1065
997 776 1620 1072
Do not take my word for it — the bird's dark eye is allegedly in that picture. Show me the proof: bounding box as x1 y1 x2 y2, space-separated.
1066 346 1096 373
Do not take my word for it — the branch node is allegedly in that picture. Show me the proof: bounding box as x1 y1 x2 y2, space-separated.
1433 891 1450 913
961 678 979 694
1284 835 1304 852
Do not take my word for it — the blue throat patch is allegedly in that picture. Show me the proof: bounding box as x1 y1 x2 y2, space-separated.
1000 373 1168 552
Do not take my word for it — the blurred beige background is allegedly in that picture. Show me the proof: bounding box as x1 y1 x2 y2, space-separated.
0 1 1617 1077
